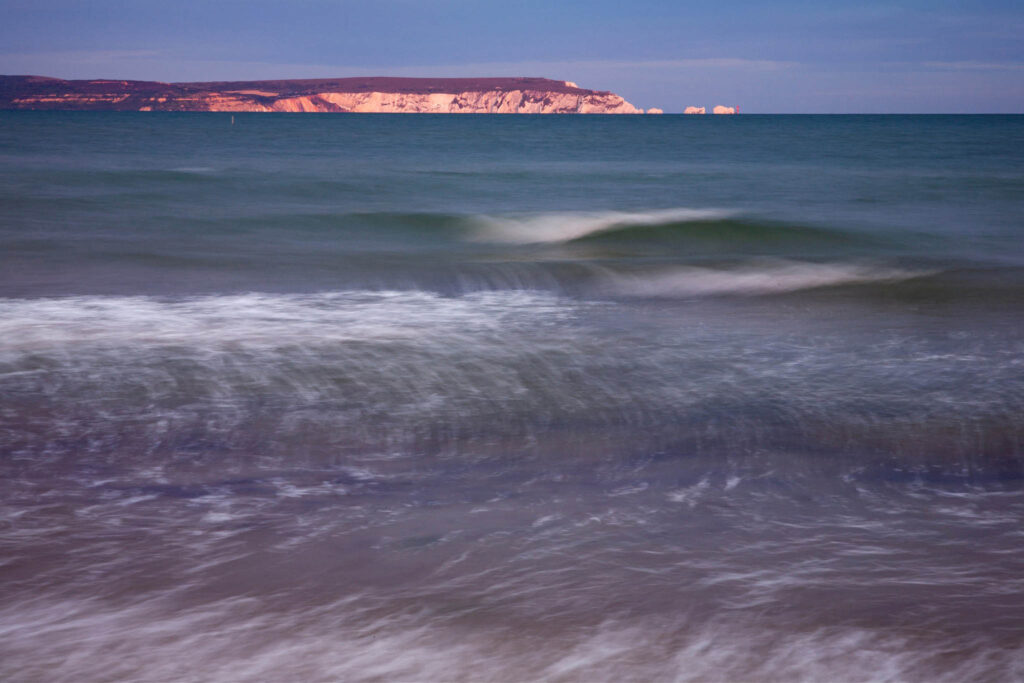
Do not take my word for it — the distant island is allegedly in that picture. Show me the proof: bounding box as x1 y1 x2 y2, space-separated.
0 75 655 114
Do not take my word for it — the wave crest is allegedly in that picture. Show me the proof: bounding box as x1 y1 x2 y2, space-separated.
469 208 735 243
604 261 930 297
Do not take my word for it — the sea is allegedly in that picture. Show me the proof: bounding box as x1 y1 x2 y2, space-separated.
1 112 1023 681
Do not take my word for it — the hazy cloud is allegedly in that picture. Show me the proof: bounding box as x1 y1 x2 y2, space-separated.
921 60 1024 71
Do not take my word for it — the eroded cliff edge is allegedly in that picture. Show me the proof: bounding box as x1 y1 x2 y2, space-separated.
0 76 646 114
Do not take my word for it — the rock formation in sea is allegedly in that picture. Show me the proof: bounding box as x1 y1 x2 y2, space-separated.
712 105 737 114
0 76 647 114
646 108 664 115
683 106 706 114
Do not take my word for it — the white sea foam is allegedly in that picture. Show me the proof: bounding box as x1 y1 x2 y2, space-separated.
2 595 1020 682
469 207 733 243
667 478 711 507
0 291 598 442
605 261 929 297
0 290 575 352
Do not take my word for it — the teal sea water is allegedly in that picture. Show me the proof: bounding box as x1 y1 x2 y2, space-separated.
2 112 1024 680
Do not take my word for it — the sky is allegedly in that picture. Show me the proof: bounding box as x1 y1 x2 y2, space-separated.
1 0 1022 113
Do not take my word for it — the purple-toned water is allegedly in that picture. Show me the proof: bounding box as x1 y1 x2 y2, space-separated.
2 113 1024 681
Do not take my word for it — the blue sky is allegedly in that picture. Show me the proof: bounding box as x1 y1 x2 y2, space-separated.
2 0 1022 112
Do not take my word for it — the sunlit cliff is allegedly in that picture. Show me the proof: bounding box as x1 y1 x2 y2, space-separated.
0 76 649 114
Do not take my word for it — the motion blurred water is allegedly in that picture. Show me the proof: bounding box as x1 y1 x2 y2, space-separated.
2 112 1024 681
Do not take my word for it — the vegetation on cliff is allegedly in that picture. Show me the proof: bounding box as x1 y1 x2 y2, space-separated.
0 76 647 113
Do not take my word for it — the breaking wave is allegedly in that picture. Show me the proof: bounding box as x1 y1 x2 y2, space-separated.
0 290 569 351
467 208 737 243
603 261 931 297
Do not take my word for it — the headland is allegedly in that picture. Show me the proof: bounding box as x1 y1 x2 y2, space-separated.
0 75 649 114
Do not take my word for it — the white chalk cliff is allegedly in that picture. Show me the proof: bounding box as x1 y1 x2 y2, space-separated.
1 76 648 114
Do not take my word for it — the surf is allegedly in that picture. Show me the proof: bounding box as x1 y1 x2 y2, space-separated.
466 208 736 243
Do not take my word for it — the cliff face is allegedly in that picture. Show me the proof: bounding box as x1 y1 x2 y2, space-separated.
265 89 641 114
0 76 645 114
